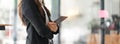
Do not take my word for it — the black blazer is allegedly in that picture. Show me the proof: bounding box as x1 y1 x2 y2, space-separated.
22 0 59 44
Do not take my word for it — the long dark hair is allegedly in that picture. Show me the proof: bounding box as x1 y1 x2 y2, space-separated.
18 0 25 25
18 0 50 25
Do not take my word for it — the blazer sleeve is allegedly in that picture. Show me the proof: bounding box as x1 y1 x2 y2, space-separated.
22 0 53 39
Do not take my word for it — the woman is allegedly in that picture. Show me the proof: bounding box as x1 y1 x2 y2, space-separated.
18 0 59 44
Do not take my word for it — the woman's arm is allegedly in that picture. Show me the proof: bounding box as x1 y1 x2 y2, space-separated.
22 0 53 39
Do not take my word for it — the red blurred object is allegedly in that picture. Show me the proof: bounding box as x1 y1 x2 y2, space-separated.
108 23 115 30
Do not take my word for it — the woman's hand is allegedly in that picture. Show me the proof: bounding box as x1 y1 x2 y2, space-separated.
47 22 58 32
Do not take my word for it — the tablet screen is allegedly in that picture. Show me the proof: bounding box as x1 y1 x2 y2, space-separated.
54 16 67 24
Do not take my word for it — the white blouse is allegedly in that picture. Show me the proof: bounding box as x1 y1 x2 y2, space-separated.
40 0 49 25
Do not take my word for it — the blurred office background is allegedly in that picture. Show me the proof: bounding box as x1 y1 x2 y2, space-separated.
0 0 120 44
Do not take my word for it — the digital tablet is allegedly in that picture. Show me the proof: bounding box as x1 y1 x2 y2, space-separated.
54 16 67 24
